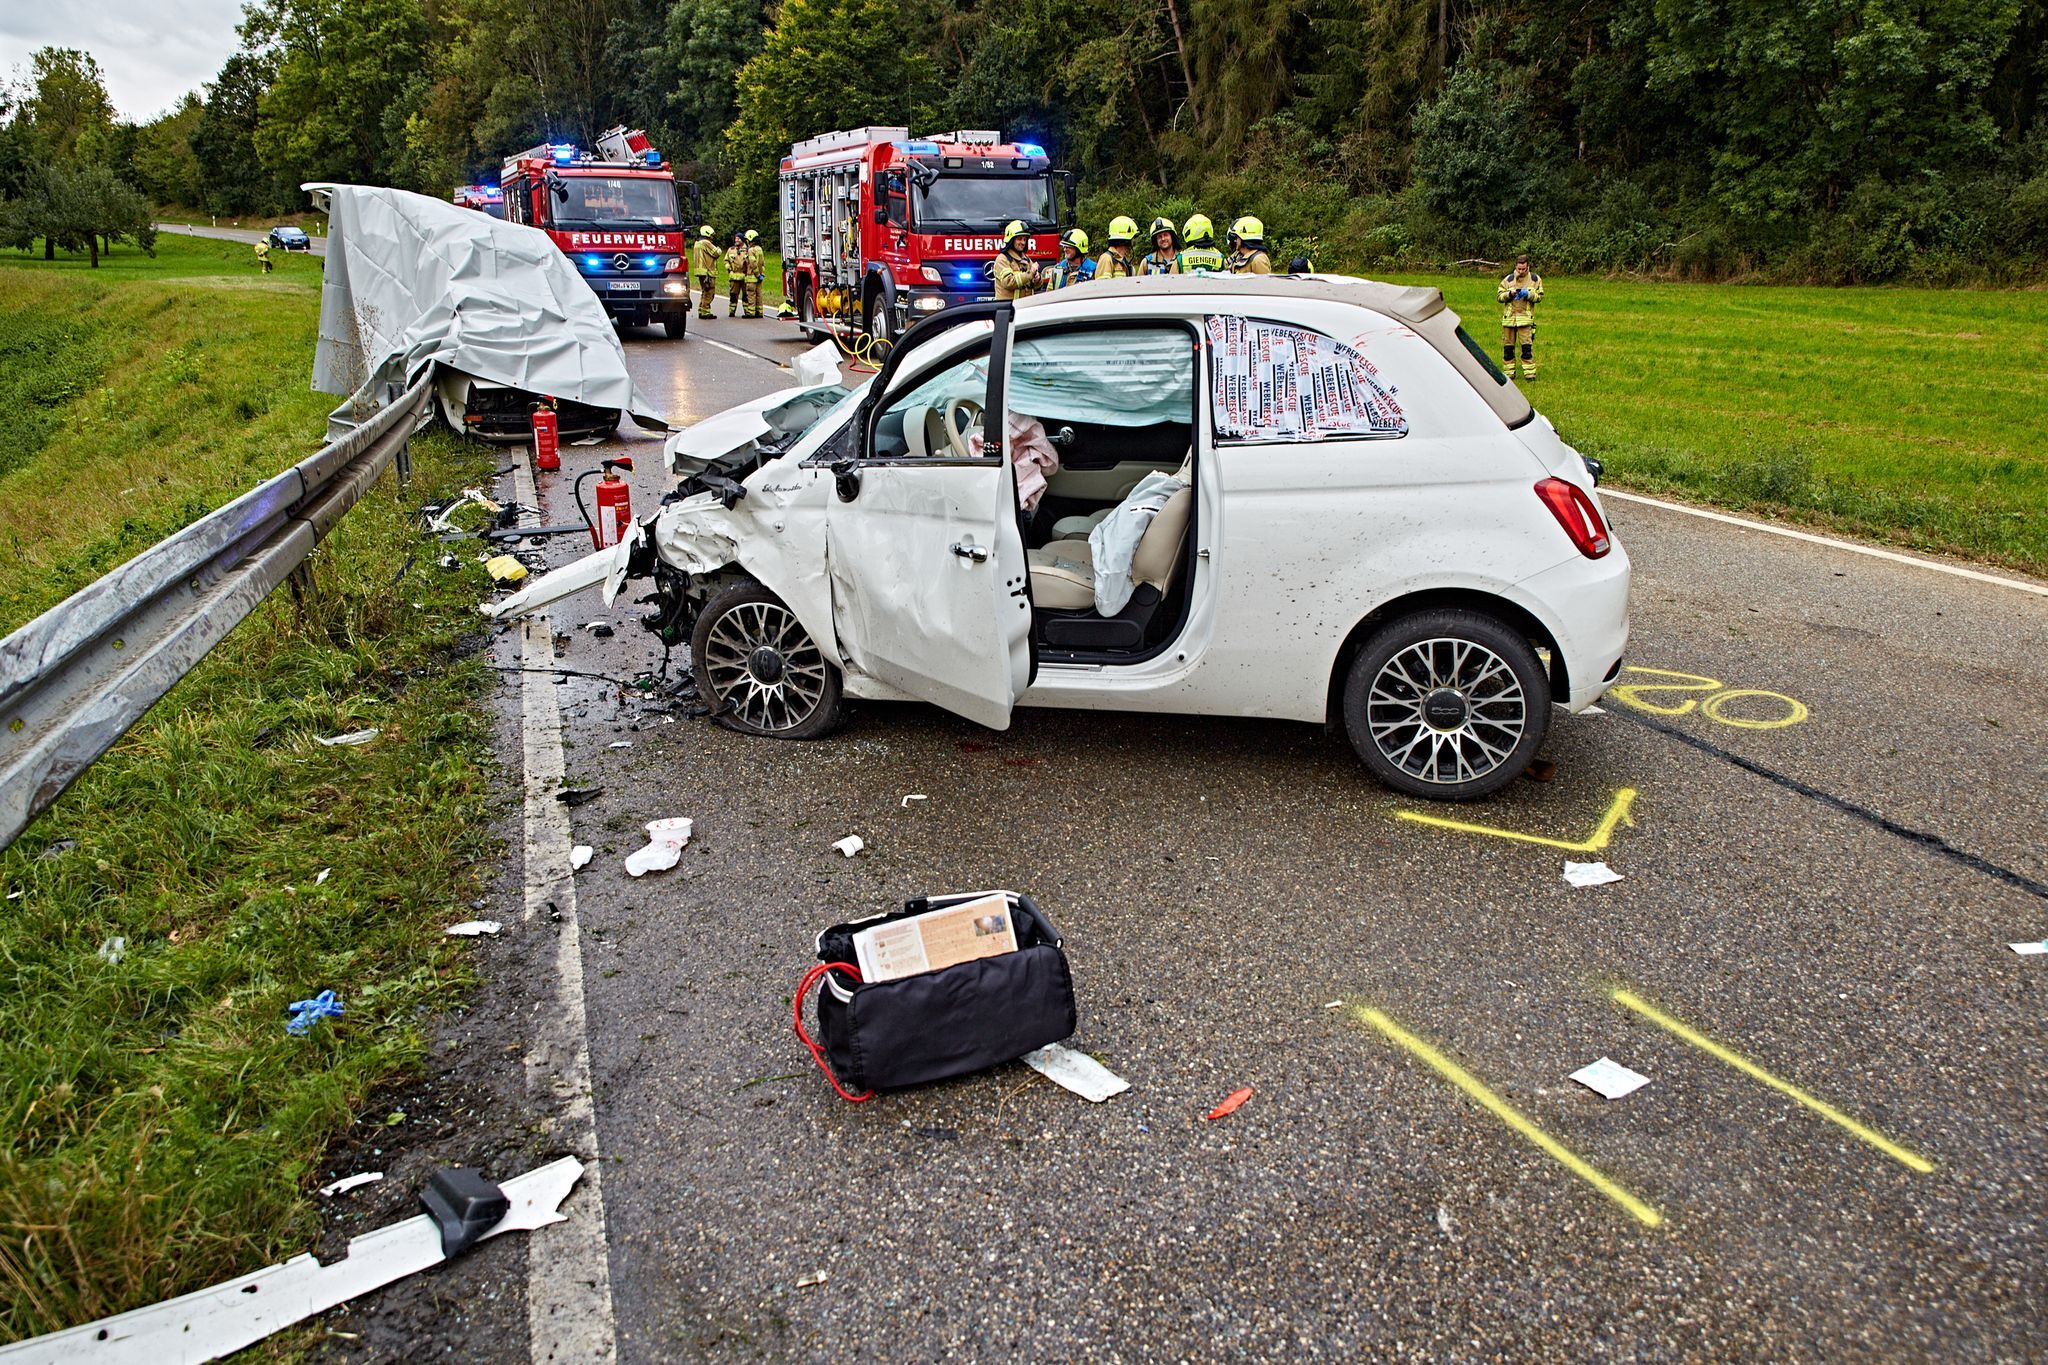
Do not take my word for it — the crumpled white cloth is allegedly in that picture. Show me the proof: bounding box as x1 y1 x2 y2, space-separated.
1087 471 1186 615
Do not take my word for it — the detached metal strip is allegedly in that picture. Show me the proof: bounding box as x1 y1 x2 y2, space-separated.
0 374 433 852
0 1158 584 1365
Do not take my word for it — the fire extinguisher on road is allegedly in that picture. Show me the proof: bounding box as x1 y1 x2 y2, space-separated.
573 457 635 549
531 399 560 472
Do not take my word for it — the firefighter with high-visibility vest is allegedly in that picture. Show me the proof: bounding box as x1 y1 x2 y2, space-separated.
1497 253 1544 378
1045 229 1096 289
736 230 766 318
1180 214 1224 273
1096 216 1139 279
1139 217 1181 276
1226 217 1272 274
691 225 722 319
725 230 745 316
991 221 1042 300
254 239 272 273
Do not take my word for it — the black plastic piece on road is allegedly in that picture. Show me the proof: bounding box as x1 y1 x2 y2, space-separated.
420 1168 510 1258
1612 707 2048 902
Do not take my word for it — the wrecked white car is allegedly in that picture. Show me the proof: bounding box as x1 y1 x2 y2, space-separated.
495 275 1630 799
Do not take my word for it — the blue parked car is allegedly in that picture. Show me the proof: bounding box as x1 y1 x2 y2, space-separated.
267 226 311 251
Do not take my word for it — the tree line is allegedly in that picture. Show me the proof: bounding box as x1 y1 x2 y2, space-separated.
5 0 2046 281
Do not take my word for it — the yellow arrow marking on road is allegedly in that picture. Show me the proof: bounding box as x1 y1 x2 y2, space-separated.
1395 787 1638 853
1356 1007 1664 1228
1610 989 1933 1173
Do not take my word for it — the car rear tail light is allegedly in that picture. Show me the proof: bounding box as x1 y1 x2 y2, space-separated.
1534 477 1612 558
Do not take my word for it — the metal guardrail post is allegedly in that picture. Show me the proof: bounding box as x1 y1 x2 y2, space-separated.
0 373 435 853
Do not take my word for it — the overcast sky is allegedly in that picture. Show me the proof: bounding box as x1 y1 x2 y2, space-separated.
2 0 245 122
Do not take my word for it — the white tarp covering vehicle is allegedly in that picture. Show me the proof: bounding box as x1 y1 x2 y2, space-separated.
490 275 1630 800
304 182 666 440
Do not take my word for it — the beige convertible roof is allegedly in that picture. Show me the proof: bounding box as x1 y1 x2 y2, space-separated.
1014 272 1532 427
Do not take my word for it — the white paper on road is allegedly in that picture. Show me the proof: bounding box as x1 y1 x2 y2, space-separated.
304 183 664 436
444 920 501 937
1023 1044 1131 1103
1570 1057 1651 1100
832 835 864 858
570 844 594 870
625 817 692 877
1563 859 1624 888
2009 940 2048 955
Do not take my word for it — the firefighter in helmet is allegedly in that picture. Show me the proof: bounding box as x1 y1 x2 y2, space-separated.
1096 216 1139 279
1225 217 1272 274
691 225 723 320
254 238 272 273
991 221 1041 301
1180 213 1224 273
740 229 766 318
1045 229 1096 290
1497 252 1544 378
725 230 746 316
1139 216 1181 276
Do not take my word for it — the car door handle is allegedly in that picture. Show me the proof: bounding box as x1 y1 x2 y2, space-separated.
951 541 989 563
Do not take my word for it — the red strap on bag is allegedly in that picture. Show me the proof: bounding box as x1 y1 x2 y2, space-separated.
794 962 875 1103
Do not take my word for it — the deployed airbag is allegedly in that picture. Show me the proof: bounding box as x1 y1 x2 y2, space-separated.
1008 328 1192 427
305 183 665 436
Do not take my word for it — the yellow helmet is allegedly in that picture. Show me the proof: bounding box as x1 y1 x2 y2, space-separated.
1147 216 1178 244
1106 215 1138 244
1182 213 1214 244
1229 215 1264 243
1061 228 1090 255
744 229 758 242
1003 220 1028 244
699 224 714 238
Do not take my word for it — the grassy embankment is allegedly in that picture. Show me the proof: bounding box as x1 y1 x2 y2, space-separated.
0 232 498 1339
1397 273 2046 571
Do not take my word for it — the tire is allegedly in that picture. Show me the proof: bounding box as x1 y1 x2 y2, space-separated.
690 581 845 739
1342 609 1550 801
863 288 896 345
796 279 815 329
663 313 689 339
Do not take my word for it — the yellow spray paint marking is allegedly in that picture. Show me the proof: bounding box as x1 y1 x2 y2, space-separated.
1610 666 1809 731
1395 787 1637 852
1356 1007 1664 1228
1610 989 1933 1173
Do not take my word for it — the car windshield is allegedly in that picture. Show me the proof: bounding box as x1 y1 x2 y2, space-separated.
554 175 678 228
914 175 1055 229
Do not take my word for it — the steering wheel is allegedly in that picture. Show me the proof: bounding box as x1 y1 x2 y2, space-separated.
942 398 985 460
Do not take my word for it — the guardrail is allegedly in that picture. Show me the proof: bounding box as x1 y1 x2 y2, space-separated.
0 373 436 853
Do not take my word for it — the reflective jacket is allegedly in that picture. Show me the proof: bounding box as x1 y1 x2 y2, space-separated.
1096 248 1137 279
992 248 1039 300
1181 244 1224 273
1226 247 1271 275
1498 271 1543 326
740 245 765 282
1138 249 1181 276
1046 256 1096 290
691 239 722 274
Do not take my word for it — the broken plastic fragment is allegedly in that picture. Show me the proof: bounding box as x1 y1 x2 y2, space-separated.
831 835 864 858
1563 860 1624 888
1205 1086 1254 1121
485 554 529 583
900 794 928 807
315 729 380 747
795 1270 829 1289
625 818 693 877
1023 1044 1129 1103
315 867 331 885
570 845 594 870
444 920 502 937
608 740 631 749
318 1171 384 1197
1569 1056 1651 1100
2009 941 2047 956
96 936 127 964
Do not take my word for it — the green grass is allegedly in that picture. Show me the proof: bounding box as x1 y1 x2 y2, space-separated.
1393 272 2048 570
0 231 498 1338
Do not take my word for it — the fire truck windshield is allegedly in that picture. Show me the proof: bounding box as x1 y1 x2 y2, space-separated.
913 174 1055 229
552 175 679 228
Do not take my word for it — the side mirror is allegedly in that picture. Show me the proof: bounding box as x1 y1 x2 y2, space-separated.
873 205 889 225
1060 171 1079 227
831 459 862 502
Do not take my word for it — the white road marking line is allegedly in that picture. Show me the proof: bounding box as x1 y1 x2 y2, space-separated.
1603 489 2048 597
511 453 618 1364
695 334 790 369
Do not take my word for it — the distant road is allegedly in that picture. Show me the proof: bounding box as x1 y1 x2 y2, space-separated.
155 221 329 257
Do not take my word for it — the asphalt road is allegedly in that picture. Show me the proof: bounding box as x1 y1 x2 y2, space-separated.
323 313 2048 1361
155 220 329 256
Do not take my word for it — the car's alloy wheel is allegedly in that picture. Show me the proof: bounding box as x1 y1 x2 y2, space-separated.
690 582 844 739
1343 609 1549 800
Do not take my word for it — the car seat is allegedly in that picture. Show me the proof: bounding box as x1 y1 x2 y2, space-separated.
1025 465 1193 649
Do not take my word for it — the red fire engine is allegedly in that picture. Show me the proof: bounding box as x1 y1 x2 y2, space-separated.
501 127 702 339
778 128 1074 344
451 184 505 218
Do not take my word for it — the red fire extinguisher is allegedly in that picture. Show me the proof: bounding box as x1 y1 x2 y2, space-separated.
531 399 560 472
574 457 635 549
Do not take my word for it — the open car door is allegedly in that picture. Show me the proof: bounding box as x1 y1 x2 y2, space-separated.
823 319 1031 729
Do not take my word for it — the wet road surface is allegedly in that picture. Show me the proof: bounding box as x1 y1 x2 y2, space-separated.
347 313 2048 1361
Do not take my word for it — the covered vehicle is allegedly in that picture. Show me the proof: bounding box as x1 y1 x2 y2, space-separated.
267 225 311 251
491 274 1628 800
